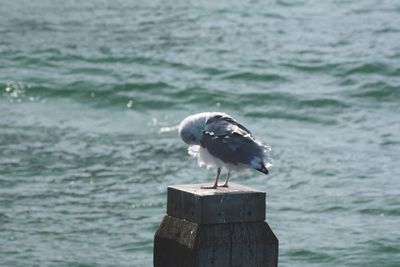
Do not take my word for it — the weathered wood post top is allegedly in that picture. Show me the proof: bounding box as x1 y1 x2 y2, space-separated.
154 183 278 267
167 183 266 224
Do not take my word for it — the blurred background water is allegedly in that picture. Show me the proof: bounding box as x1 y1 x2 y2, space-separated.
1 0 400 266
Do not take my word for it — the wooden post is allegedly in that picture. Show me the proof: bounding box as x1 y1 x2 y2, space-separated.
154 183 278 267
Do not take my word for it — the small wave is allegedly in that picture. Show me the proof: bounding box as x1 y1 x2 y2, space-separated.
245 111 337 125
361 240 400 255
116 82 172 91
287 249 336 263
14 82 178 110
374 27 400 35
0 213 10 223
350 81 400 101
299 98 349 108
67 67 113 76
10 18 55 32
320 206 348 212
344 62 400 77
358 208 400 216
276 0 305 7
195 66 227 76
169 87 222 106
222 72 287 82
287 180 308 189
281 62 340 73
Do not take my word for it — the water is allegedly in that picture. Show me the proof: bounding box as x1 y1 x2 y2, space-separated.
1 0 400 266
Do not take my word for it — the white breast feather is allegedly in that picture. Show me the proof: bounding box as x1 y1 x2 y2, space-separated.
187 145 246 172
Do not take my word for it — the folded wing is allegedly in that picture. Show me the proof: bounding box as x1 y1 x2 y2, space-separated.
201 114 266 167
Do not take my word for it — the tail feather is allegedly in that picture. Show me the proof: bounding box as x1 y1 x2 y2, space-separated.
256 164 269 175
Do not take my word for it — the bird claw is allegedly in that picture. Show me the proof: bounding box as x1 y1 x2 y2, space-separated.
201 184 218 189
200 184 229 189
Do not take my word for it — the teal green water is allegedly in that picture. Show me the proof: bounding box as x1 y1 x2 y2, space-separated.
1 0 400 266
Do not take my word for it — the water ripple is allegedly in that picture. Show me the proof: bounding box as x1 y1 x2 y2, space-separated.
1 0 400 266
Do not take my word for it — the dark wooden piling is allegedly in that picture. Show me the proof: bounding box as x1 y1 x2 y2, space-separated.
154 183 278 267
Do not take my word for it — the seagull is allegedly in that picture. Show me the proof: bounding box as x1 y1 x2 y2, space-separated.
178 112 272 189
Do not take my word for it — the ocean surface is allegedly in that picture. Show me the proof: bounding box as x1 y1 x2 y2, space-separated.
1 0 400 266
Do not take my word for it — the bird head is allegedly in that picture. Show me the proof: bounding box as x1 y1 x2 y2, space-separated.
178 113 207 145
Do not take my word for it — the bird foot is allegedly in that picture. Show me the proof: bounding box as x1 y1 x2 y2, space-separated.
218 184 229 188
201 184 218 189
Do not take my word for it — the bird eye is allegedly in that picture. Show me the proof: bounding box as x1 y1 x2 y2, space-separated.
191 136 196 141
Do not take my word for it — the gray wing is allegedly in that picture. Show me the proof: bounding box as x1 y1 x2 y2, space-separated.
205 113 253 137
201 114 264 166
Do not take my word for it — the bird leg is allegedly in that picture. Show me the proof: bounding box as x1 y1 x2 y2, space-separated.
201 167 221 189
219 171 231 187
